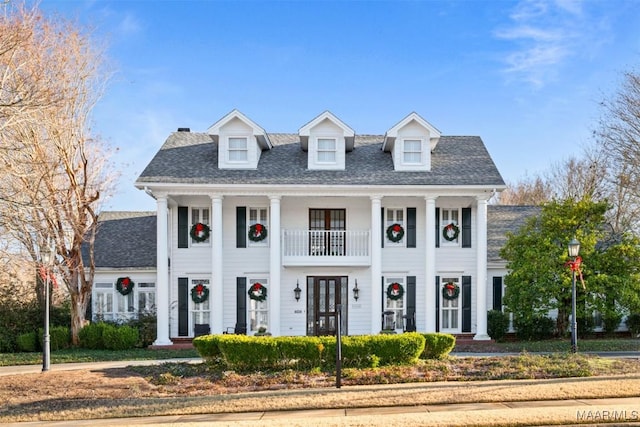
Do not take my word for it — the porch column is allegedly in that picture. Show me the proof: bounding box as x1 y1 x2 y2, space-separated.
474 197 490 340
370 196 382 334
210 195 224 334
269 196 282 336
425 196 437 332
153 192 172 346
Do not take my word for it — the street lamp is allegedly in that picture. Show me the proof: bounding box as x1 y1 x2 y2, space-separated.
568 238 580 354
41 246 53 372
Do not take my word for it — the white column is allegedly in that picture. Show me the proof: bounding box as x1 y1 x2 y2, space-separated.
210 195 224 334
370 196 382 334
269 196 282 336
425 197 437 332
153 193 172 346
474 197 490 340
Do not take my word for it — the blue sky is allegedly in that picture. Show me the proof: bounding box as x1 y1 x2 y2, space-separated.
40 0 640 212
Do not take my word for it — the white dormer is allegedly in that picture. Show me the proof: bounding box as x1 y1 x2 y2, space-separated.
299 111 355 170
207 109 272 170
382 112 441 172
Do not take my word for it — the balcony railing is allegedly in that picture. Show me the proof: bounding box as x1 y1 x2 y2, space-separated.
282 229 370 266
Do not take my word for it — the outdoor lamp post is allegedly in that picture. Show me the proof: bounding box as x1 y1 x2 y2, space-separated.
568 238 580 354
41 247 52 372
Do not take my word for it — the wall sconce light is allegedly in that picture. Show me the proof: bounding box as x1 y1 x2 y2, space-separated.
353 280 359 301
294 280 301 302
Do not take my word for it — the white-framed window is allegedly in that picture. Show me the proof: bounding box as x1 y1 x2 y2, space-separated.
191 207 210 244
248 207 269 246
317 138 337 163
94 283 114 321
384 277 405 332
402 139 422 164
386 208 405 245
441 208 460 245
116 292 135 318
138 282 156 313
191 279 210 327
248 278 269 333
441 276 460 331
228 137 248 162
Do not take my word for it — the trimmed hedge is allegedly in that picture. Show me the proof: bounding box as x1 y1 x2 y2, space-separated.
420 333 455 359
78 322 138 350
194 332 435 371
16 331 38 352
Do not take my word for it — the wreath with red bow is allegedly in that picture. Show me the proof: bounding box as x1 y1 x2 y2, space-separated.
116 277 134 296
442 282 460 300
386 224 405 243
191 284 210 304
443 223 460 241
190 222 210 243
386 282 404 300
248 282 267 302
248 223 268 242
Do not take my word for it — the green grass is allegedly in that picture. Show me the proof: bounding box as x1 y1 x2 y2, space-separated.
492 338 640 353
0 347 199 366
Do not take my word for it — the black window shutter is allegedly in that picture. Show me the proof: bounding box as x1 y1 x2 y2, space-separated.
435 275 440 332
406 276 416 332
178 207 189 248
178 277 189 336
381 207 385 248
236 207 246 248
236 277 247 334
462 275 472 332
462 207 472 248
406 208 416 248
435 207 440 248
493 276 503 311
381 276 385 330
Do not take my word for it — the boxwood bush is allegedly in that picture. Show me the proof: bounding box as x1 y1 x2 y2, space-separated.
194 333 429 371
420 333 456 359
16 331 38 352
102 324 139 350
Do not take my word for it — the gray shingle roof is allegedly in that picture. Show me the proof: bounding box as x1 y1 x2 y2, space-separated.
90 211 157 269
487 205 541 263
136 132 505 187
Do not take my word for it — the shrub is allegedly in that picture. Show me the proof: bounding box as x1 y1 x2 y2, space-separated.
514 316 555 341
487 310 509 342
102 324 139 350
602 312 623 334
626 313 640 336
420 333 455 359
126 311 157 347
78 322 110 349
50 326 71 350
577 315 595 338
16 331 38 352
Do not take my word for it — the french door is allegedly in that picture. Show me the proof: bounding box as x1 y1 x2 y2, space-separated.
306 276 348 336
309 209 346 256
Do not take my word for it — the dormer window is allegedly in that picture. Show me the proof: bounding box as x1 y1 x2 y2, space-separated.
402 139 423 164
228 137 248 162
317 138 337 163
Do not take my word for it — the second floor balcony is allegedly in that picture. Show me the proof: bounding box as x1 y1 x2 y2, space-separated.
282 229 371 267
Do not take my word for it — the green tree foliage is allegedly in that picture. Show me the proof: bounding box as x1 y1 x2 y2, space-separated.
501 198 640 336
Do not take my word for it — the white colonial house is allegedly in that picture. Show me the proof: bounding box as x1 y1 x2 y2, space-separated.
90 109 535 346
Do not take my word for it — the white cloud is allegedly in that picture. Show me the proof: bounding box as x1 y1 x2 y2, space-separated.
495 0 600 88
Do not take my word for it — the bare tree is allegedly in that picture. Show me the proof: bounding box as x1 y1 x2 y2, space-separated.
0 3 113 344
499 175 552 205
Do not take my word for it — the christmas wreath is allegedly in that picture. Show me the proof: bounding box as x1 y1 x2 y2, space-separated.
190 222 210 242
386 282 404 300
248 282 267 302
248 223 268 242
443 223 460 241
442 282 460 300
191 284 209 304
116 277 134 296
386 223 405 243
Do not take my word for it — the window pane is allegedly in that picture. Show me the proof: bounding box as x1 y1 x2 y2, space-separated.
318 151 336 162
229 150 247 161
229 137 247 149
404 140 421 151
317 138 335 150
404 152 421 163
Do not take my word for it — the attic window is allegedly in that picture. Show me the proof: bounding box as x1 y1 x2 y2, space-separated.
317 138 337 163
228 137 248 162
402 139 422 164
